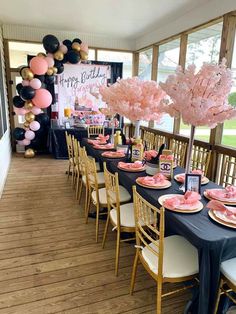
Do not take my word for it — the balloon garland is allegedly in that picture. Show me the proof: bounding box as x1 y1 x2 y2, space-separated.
12 34 89 158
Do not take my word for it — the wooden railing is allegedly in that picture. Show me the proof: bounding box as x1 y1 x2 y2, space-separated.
123 123 236 184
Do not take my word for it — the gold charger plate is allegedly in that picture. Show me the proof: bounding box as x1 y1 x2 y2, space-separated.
203 190 236 206
118 165 146 172
174 174 209 185
136 179 171 190
208 209 236 229
102 153 125 159
158 194 203 213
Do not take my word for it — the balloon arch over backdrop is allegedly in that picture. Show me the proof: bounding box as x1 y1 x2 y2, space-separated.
12 34 89 158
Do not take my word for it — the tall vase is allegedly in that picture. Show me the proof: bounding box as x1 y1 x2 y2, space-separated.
110 115 115 144
134 120 141 138
185 125 196 174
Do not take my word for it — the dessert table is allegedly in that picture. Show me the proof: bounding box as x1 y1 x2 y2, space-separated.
82 138 236 314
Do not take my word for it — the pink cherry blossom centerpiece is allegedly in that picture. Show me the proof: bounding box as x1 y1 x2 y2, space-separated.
160 58 236 173
99 77 166 138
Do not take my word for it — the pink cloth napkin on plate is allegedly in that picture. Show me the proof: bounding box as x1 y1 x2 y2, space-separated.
163 191 201 210
97 134 109 141
138 173 168 186
103 151 125 157
118 161 143 169
94 143 114 149
206 185 236 201
207 200 236 217
176 169 203 183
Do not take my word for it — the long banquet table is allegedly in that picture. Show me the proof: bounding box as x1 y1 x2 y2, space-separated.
82 138 236 314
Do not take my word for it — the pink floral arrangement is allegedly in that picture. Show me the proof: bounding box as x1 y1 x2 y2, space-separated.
160 58 236 128
144 150 158 161
99 77 166 121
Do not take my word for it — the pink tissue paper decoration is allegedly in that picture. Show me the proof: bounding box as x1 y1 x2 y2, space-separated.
159 58 236 173
99 77 166 122
159 58 236 128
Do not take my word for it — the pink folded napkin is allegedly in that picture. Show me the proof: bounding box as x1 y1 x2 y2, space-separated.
118 161 143 170
138 173 168 187
163 191 201 210
206 186 236 201
144 150 158 161
94 143 114 150
88 139 107 145
103 151 125 157
96 134 109 141
176 169 204 183
207 200 236 216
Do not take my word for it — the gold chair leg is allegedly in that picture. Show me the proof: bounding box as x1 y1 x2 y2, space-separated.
157 281 162 314
84 186 88 215
85 191 91 224
75 175 80 199
115 230 121 276
130 250 139 295
214 279 223 314
102 213 110 249
78 180 83 204
95 203 100 243
67 164 71 180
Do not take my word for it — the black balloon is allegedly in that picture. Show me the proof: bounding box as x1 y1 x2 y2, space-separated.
63 39 72 50
13 127 25 141
72 38 82 44
61 54 68 64
35 113 50 126
16 83 23 94
67 50 80 64
20 86 36 101
34 74 45 83
43 34 60 53
44 75 55 85
19 66 28 77
13 95 25 108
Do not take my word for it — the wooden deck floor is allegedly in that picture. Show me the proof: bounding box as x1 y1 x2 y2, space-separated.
0 155 191 314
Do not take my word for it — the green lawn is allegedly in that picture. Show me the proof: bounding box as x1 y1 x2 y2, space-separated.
180 120 236 147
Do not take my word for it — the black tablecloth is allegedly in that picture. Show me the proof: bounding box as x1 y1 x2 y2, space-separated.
48 127 120 159
82 139 236 314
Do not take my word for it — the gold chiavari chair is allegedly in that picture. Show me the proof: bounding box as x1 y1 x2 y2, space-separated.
214 257 236 314
77 146 90 211
65 131 74 181
88 125 105 137
153 134 166 151
85 160 131 243
102 163 135 276
169 138 187 167
130 186 199 314
143 131 155 150
219 156 236 187
72 137 81 198
191 145 211 175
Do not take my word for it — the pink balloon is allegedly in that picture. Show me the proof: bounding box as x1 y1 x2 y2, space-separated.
25 130 35 140
29 120 40 131
13 106 29 115
80 43 89 53
29 78 41 90
45 56 54 68
22 80 30 86
22 139 31 146
31 106 42 115
59 44 68 54
29 56 48 75
32 89 52 108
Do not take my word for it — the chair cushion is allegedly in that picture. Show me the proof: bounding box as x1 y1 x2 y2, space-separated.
96 162 100 172
221 257 236 286
141 235 198 278
82 172 105 186
110 203 135 228
91 186 131 206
